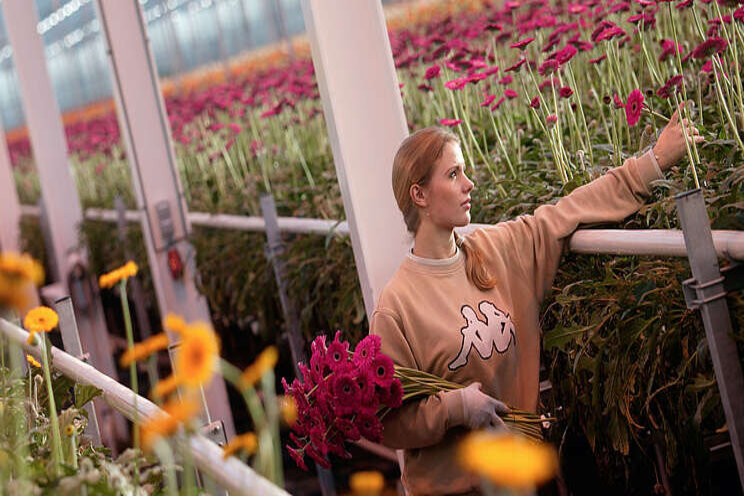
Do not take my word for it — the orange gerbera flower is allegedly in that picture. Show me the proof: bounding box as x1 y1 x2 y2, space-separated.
99 261 138 289
24 306 59 345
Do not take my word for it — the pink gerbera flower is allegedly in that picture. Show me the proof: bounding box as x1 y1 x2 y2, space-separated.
504 58 527 72
692 37 728 59
504 89 519 99
559 86 574 98
511 37 535 49
439 118 462 127
625 89 644 127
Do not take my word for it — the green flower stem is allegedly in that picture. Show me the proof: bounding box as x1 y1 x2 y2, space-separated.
220 358 267 431
566 63 594 168
39 335 63 477
118 279 139 486
262 370 283 487
671 95 701 189
69 431 78 469
153 438 179 496
667 3 689 105
711 58 744 150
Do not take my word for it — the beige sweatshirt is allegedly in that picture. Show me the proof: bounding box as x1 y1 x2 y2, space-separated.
370 150 664 495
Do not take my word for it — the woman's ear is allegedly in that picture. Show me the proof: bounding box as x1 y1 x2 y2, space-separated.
410 183 428 209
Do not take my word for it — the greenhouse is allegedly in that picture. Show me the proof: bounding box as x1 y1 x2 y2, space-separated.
0 0 742 494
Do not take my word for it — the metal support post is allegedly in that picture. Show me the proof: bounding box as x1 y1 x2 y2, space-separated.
53 296 103 446
93 0 235 440
676 188 744 490
260 193 337 496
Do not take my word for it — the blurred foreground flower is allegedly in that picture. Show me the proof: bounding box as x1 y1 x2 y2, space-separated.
98 260 138 289
458 431 558 490
0 252 44 312
349 470 385 496
141 398 200 453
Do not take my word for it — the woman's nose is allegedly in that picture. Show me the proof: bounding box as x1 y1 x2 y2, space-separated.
464 175 474 192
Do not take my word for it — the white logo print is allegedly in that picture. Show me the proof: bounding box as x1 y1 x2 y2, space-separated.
448 301 516 371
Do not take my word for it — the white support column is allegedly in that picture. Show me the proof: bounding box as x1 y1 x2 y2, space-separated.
2 0 125 448
1 1 83 281
301 0 410 316
0 119 21 252
93 0 235 439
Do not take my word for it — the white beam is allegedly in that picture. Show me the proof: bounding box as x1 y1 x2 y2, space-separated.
301 0 410 317
93 0 235 439
0 117 21 252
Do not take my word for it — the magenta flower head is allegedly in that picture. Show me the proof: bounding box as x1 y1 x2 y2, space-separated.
659 39 683 62
353 334 381 368
498 75 514 85
357 412 383 442
692 37 728 59
530 96 541 108
504 89 519 99
504 58 527 72
334 372 361 408
538 59 560 76
439 118 462 127
444 78 468 90
625 89 644 127
613 93 625 109
546 114 558 127
735 6 744 22
371 354 395 388
511 37 535 49
480 95 497 107
556 44 578 64
325 331 350 370
559 86 574 98
589 54 607 65
424 65 441 80
334 417 361 441
676 0 693 8
286 445 308 471
491 96 507 110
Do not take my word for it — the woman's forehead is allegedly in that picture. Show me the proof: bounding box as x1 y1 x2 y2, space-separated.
437 142 465 169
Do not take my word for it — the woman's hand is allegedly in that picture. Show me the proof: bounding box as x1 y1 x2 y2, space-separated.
652 101 704 171
458 382 510 430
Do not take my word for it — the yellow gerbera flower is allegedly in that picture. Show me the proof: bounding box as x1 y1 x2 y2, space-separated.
457 431 558 490
120 333 170 368
24 306 59 344
26 354 41 368
141 398 199 453
279 395 298 426
163 313 188 335
177 322 219 387
239 346 278 390
0 252 44 285
349 471 385 496
64 424 75 437
151 321 220 399
222 432 257 459
98 261 138 289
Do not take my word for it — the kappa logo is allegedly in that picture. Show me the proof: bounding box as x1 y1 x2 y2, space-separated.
448 301 516 371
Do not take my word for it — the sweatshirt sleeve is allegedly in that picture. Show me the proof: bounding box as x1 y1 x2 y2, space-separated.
491 149 663 302
370 309 464 450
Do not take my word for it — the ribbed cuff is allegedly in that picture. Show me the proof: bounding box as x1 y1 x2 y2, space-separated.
440 389 465 428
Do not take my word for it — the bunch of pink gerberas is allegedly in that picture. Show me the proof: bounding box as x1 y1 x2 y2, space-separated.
282 332 403 470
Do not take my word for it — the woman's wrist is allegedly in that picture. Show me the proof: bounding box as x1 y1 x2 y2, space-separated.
651 144 668 172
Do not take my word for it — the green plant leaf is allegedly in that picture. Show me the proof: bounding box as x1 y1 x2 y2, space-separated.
74 384 103 409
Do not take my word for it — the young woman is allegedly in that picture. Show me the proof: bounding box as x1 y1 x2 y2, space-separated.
370 107 702 495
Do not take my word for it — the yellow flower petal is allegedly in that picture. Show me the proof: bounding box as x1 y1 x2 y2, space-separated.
175 322 220 388
163 313 187 335
120 333 170 368
26 354 41 368
458 431 558 490
141 398 199 453
239 346 278 390
349 471 385 495
222 432 257 459
23 306 59 333
98 261 138 289
152 374 181 399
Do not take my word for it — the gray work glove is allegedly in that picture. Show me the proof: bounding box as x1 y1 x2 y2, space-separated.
441 382 510 430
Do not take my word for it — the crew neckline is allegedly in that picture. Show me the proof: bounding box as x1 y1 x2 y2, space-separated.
407 245 462 267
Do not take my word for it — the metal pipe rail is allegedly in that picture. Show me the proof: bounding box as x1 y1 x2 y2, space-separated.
0 317 289 496
19 205 744 261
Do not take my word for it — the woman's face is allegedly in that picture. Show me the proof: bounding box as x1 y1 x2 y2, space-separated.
418 141 474 229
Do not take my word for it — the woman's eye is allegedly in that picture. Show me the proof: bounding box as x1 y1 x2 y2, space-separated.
450 170 457 179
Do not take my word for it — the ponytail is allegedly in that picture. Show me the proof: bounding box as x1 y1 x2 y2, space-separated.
455 231 496 291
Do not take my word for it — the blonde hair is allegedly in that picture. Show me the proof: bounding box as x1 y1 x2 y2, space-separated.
392 127 496 291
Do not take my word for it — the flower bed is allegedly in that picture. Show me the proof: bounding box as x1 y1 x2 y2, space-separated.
10 0 744 492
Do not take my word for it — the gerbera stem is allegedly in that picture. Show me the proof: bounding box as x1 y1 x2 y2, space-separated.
39 335 63 477
153 438 179 496
119 279 139 485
